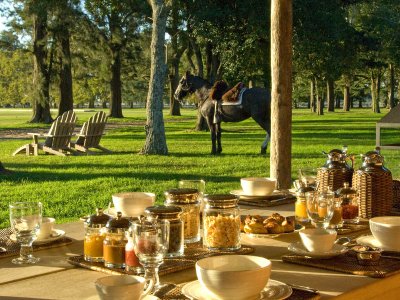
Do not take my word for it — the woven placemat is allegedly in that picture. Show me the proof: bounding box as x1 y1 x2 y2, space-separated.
282 252 400 278
154 282 320 300
239 194 296 207
67 242 255 276
336 221 370 235
0 228 73 258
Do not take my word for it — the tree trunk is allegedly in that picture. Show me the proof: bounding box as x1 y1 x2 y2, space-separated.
206 42 212 82
371 71 380 113
189 36 203 77
102 101 107 108
141 0 170 155
169 74 181 115
388 64 395 109
316 78 323 115
310 79 315 111
109 47 124 118
186 43 196 74
270 0 292 189
58 28 73 117
327 79 334 112
343 84 350 111
30 10 52 124
335 95 341 109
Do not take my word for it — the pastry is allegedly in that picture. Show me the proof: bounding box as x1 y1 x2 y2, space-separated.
244 222 268 234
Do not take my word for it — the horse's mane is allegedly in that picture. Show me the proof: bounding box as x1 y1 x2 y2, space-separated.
209 80 229 100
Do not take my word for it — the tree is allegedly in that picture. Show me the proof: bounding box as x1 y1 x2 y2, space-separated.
141 0 171 155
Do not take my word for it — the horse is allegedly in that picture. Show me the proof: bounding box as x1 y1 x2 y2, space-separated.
174 71 271 155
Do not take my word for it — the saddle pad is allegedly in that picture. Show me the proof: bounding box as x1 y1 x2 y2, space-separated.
221 88 247 106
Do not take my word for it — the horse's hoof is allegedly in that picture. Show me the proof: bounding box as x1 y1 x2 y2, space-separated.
260 148 267 155
217 149 222 154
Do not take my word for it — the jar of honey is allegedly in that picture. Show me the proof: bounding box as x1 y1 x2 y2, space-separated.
103 212 130 268
337 182 359 223
329 198 343 229
84 208 111 262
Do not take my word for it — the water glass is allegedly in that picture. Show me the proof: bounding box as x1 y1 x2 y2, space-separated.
9 202 42 264
306 190 334 228
131 220 169 293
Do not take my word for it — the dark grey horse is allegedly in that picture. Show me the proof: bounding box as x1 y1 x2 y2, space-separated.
174 71 271 155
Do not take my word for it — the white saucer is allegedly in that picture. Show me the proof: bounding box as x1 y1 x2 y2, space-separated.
231 189 276 198
181 279 292 300
10 229 66 245
356 235 400 252
288 242 348 259
143 295 159 300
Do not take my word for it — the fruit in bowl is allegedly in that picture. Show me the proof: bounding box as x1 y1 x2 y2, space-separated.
369 216 400 251
240 177 276 196
195 255 271 300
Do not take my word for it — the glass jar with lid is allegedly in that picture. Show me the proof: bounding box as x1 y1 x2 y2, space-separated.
336 182 359 223
84 208 111 262
329 198 343 229
164 188 200 243
203 194 241 251
103 212 130 268
145 205 184 257
294 186 314 226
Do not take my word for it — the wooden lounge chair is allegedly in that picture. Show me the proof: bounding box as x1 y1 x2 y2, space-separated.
12 110 77 156
71 111 111 154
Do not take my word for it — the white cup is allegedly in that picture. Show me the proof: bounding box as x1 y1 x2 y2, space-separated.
299 228 337 253
95 275 151 300
38 217 55 239
112 192 155 217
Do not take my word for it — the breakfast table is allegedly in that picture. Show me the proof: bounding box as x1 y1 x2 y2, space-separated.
1 203 400 299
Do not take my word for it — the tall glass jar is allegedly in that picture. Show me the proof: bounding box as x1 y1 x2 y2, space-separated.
164 188 200 243
329 198 343 229
103 212 130 268
203 194 241 251
336 182 359 223
145 205 184 257
294 186 314 226
84 208 111 262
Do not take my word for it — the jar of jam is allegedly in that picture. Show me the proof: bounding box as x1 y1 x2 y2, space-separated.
145 205 184 257
203 194 241 251
84 208 111 262
294 186 314 226
336 182 359 223
164 188 200 243
329 198 343 229
103 212 130 268
125 228 141 273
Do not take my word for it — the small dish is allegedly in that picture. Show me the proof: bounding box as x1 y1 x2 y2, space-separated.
356 235 399 252
181 279 292 300
10 229 65 245
288 241 348 259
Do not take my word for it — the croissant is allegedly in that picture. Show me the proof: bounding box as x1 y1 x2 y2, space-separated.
264 221 285 234
244 222 268 234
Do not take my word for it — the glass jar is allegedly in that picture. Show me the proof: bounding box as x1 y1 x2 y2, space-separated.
329 198 343 229
103 212 130 268
145 205 184 257
336 182 359 223
125 228 141 273
84 208 111 262
164 188 200 243
203 194 241 251
294 186 314 225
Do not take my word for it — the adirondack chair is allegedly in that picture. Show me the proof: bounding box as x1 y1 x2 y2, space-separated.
71 111 111 154
12 110 77 156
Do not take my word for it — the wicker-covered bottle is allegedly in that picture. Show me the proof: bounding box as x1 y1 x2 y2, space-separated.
352 147 393 219
317 146 354 192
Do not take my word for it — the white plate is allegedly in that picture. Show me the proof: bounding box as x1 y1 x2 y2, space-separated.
356 235 400 252
231 189 277 199
288 242 348 259
143 296 159 300
10 229 66 245
181 279 292 300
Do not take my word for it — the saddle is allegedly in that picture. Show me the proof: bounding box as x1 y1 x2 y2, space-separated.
222 82 245 103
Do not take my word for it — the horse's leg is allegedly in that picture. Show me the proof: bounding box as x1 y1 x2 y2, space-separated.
206 119 217 155
251 114 271 155
216 122 222 154
261 133 270 155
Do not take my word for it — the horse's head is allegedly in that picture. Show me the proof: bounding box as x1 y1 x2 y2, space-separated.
174 71 196 103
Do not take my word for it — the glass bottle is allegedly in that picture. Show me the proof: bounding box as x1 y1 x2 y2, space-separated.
203 194 241 251
103 212 130 268
125 228 141 273
336 182 359 223
164 188 200 243
84 208 111 262
145 205 184 257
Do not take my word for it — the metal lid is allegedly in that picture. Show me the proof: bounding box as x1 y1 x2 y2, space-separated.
145 205 182 219
296 186 316 195
105 212 130 229
336 182 357 197
165 188 199 204
322 146 353 169
86 208 112 227
204 194 239 208
361 147 384 166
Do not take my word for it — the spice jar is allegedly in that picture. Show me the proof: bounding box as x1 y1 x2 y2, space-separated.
84 208 111 262
336 182 359 223
329 198 343 229
203 194 241 251
164 188 200 243
145 205 184 257
125 227 141 273
103 212 130 268
294 186 314 225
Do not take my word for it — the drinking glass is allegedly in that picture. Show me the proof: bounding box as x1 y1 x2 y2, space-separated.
306 190 334 228
131 220 169 293
298 168 318 190
9 202 42 264
178 179 206 210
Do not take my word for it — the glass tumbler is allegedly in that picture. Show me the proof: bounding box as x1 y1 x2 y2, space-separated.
306 189 334 228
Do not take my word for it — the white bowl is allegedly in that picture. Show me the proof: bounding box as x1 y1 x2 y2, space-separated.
195 255 271 300
112 192 155 217
370 216 400 251
240 177 276 196
95 275 147 300
299 228 337 253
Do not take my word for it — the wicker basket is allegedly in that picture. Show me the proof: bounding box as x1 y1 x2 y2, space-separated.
393 180 400 210
317 167 353 192
352 170 393 219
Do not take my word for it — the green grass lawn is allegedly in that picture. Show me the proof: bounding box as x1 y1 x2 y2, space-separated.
1 107 399 228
